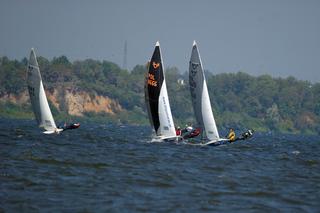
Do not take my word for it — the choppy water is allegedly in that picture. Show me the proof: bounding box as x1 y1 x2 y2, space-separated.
0 118 319 212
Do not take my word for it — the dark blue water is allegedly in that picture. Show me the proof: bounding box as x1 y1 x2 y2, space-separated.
1 119 319 212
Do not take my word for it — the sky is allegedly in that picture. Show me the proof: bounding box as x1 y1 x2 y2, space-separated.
0 0 319 82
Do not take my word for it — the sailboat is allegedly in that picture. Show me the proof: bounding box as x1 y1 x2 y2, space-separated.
27 48 63 134
189 41 228 145
145 41 180 142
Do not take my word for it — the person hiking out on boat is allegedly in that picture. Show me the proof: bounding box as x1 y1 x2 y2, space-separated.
65 123 80 130
59 122 80 131
182 123 193 134
227 128 236 142
238 129 254 140
183 127 201 139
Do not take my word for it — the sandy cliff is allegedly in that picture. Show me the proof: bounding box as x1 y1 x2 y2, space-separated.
0 88 123 116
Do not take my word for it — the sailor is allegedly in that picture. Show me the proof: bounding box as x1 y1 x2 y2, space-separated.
176 126 182 136
248 129 254 136
185 123 193 132
241 129 254 139
227 128 236 142
183 127 201 139
181 123 193 134
189 127 201 138
61 122 80 131
66 123 80 130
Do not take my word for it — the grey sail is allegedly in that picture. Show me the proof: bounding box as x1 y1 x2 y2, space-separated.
189 41 220 141
27 48 57 132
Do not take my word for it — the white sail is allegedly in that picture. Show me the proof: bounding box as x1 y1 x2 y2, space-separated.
158 77 176 137
27 48 58 132
145 41 176 139
189 41 220 142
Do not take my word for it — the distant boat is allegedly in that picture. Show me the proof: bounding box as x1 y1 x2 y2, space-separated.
145 41 180 142
27 48 63 134
189 41 228 145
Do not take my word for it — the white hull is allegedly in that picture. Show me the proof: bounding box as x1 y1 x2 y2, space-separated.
203 138 229 146
151 135 183 143
43 128 64 134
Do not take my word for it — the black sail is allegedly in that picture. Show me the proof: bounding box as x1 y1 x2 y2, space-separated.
145 43 164 134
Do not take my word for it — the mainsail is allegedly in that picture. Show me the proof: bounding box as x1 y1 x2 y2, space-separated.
189 41 220 142
27 48 57 132
145 41 176 138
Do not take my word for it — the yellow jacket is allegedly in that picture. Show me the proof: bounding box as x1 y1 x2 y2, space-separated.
227 130 236 142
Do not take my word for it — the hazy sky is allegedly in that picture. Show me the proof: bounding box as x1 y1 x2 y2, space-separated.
1 0 319 82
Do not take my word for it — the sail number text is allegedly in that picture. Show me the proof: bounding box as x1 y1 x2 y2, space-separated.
148 73 157 87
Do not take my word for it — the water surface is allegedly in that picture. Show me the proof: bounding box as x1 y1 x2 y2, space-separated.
1 119 319 212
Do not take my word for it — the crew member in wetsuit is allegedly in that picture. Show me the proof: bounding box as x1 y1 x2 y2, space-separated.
65 123 80 130
189 127 201 138
59 122 80 131
183 127 201 139
182 123 193 134
240 129 254 140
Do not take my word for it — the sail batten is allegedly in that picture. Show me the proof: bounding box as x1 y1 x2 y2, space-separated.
189 42 220 141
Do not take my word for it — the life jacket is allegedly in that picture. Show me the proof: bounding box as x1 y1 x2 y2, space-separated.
228 131 236 141
176 129 181 136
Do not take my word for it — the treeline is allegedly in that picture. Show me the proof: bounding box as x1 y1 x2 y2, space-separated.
0 56 319 134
